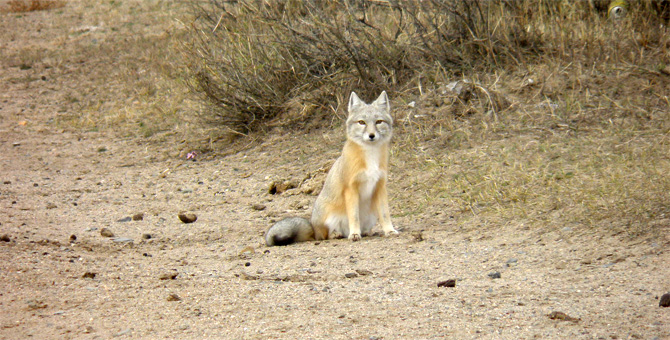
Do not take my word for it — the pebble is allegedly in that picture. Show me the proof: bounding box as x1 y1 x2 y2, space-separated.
239 246 255 256
100 228 114 237
27 300 47 310
114 328 132 337
159 272 179 280
111 237 133 243
117 216 132 222
0 234 10 242
355 269 373 276
132 213 144 221
141 233 152 240
548 311 580 322
437 279 456 288
344 272 358 278
251 203 266 211
178 213 197 224
488 272 501 279
82 272 97 279
660 293 670 307
167 294 181 302
411 230 424 242
69 235 77 242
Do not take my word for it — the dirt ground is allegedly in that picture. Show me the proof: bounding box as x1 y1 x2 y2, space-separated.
1 1 668 339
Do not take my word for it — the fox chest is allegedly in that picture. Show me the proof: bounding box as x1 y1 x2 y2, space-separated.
356 167 385 200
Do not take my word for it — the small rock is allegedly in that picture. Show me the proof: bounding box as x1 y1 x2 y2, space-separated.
117 216 132 222
437 279 456 288
355 269 373 276
411 230 424 242
660 293 670 307
159 272 179 280
178 213 197 224
69 235 77 242
548 311 580 322
82 272 97 279
268 180 298 195
0 234 10 242
27 300 47 310
100 228 114 237
167 294 181 302
251 203 266 211
239 246 255 256
141 233 152 240
488 272 501 279
46 203 57 209
239 272 258 280
114 328 132 337
83 326 95 334
344 272 358 278
132 213 144 221
111 237 133 243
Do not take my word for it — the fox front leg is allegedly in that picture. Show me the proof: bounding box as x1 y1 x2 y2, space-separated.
344 187 362 241
375 183 398 236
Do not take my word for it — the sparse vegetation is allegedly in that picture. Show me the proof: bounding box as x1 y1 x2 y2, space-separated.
178 0 669 235
181 0 669 132
1 0 65 13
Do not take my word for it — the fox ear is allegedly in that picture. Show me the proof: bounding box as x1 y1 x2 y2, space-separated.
348 92 363 113
374 91 390 112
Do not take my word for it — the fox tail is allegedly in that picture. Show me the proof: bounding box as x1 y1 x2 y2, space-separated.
265 217 315 246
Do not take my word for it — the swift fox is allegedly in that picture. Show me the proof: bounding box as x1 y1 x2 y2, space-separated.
265 91 398 246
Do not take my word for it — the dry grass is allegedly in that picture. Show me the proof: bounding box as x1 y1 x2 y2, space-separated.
391 64 669 236
180 0 670 134
1 0 65 13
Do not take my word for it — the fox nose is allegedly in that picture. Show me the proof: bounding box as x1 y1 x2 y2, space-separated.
368 133 376 140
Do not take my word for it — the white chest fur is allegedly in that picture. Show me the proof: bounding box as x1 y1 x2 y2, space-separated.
358 147 385 200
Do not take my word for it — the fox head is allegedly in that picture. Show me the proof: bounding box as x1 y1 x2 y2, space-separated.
346 91 393 145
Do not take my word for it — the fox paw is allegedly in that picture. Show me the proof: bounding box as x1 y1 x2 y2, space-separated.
348 233 361 242
384 229 399 237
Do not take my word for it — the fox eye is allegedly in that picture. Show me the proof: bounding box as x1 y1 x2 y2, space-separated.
375 120 385 125
357 120 366 125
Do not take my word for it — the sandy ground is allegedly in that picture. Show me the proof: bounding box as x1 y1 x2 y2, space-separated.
1 1 669 339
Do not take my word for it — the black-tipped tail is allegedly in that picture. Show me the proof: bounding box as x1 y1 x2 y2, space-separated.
269 233 298 246
265 217 314 246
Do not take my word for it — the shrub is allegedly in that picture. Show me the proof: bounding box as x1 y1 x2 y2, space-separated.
180 0 669 134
